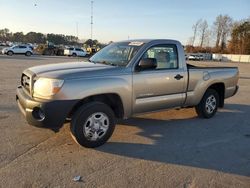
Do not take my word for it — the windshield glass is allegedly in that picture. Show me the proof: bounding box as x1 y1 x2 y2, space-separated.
89 41 144 66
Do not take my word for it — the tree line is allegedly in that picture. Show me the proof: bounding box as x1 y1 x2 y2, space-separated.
0 29 79 45
187 15 250 54
0 28 105 49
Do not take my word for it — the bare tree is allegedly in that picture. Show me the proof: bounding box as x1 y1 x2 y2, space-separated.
203 29 212 47
191 19 202 46
214 15 223 48
213 14 233 50
220 16 233 50
187 37 193 46
199 20 208 47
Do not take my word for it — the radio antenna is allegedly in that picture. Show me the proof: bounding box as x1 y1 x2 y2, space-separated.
91 1 94 40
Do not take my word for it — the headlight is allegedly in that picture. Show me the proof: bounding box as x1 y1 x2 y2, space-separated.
33 78 64 98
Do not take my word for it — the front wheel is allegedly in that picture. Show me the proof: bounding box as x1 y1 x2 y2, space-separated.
195 89 219 118
70 102 116 148
7 51 13 56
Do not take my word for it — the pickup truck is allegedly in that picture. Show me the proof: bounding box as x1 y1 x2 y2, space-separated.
16 39 239 148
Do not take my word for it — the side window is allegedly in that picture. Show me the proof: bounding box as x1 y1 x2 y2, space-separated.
69 48 74 50
142 45 178 70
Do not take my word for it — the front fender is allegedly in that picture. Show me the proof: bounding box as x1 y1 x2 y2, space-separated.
55 75 132 118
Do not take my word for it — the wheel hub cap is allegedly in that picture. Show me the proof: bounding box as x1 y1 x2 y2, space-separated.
83 112 109 141
205 95 216 114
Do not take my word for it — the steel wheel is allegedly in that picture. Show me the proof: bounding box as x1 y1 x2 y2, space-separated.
70 102 116 148
205 95 216 114
83 112 110 141
195 89 219 118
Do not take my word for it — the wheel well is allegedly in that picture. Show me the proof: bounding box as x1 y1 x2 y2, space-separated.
208 83 225 107
68 93 124 119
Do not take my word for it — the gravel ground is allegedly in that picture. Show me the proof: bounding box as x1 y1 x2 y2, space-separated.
0 55 249 188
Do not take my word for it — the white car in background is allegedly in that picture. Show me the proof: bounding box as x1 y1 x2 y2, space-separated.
188 54 204 61
64 47 87 57
2 45 33 56
188 54 199 61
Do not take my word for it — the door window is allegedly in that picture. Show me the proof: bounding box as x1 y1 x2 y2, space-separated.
141 45 178 70
19 45 27 48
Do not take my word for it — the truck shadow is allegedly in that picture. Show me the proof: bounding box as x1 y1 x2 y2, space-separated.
97 104 250 177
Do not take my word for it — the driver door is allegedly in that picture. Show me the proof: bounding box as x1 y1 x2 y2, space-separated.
132 44 186 114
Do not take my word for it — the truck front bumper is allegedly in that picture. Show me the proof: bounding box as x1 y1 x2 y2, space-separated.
16 86 77 128
233 85 239 96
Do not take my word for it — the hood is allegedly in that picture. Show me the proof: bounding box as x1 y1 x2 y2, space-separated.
28 61 122 79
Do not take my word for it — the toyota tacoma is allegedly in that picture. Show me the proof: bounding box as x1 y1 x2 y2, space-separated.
16 39 239 148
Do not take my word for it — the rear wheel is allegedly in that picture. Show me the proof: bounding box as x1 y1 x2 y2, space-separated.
25 51 32 56
7 51 13 56
72 53 77 57
195 89 219 118
70 102 116 148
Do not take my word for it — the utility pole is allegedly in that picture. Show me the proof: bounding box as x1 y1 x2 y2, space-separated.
76 22 79 40
91 1 93 41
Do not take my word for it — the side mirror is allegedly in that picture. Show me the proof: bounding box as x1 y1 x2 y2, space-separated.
137 58 157 71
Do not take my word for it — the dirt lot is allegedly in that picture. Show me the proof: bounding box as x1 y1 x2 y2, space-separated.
0 55 249 188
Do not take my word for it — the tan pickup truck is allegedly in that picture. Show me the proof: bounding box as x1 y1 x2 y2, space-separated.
16 39 239 148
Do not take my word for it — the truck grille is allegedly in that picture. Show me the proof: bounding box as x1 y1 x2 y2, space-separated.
21 73 31 93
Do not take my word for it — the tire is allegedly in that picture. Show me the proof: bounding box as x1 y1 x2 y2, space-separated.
7 51 13 56
72 53 77 57
25 51 32 56
70 102 116 148
195 89 219 118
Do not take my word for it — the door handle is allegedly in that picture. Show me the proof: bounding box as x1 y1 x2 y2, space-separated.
174 74 184 80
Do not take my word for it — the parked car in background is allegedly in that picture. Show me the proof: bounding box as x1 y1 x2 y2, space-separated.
198 54 204 61
188 54 199 61
24 43 34 50
0 42 7 46
188 54 204 61
64 47 87 57
2 45 33 56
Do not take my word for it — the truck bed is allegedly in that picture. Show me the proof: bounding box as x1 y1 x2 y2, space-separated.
184 63 239 107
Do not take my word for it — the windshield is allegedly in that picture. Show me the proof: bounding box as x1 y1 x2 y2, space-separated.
89 41 144 66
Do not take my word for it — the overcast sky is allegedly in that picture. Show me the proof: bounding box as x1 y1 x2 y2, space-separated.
0 0 249 44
